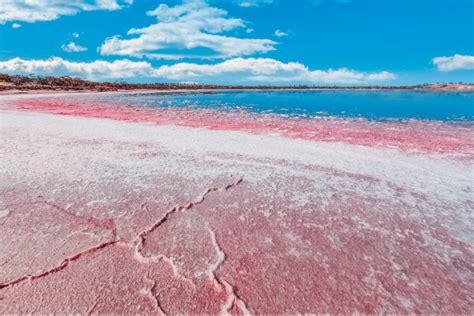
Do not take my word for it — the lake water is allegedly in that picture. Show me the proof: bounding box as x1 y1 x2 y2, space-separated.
77 90 474 122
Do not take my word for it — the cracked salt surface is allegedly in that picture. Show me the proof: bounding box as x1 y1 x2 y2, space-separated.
0 99 473 314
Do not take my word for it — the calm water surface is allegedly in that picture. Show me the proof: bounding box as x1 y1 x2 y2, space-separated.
74 90 474 122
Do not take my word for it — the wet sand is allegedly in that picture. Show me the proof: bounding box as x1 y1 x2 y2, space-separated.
0 94 473 314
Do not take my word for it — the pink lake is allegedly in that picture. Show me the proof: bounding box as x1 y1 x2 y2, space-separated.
0 92 473 314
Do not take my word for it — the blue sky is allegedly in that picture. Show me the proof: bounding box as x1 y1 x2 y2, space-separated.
0 0 473 85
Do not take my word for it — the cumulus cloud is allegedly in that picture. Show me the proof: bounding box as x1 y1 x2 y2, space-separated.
0 57 396 84
0 0 133 24
61 42 88 53
152 58 396 84
233 0 348 6
99 0 276 60
0 57 153 80
274 29 288 37
433 54 474 72
237 1 258 7
235 0 274 7
11 23 21 28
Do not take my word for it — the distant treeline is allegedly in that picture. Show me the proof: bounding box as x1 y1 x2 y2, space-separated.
0 74 472 91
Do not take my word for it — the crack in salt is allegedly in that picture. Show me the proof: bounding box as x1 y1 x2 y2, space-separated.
208 228 252 316
133 235 195 286
207 228 226 292
0 199 118 290
132 177 244 293
0 240 117 290
38 197 117 240
144 275 167 315
0 177 246 315
133 177 243 267
85 299 99 315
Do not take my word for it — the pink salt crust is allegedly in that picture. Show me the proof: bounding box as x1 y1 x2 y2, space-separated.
0 97 473 314
7 97 474 159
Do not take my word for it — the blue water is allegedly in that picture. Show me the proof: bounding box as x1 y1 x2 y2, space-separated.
79 90 474 122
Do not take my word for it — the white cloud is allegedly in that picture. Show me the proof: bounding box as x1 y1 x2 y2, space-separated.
152 58 396 84
246 28 254 33
0 57 153 80
0 0 133 24
233 0 349 7
11 23 21 28
72 32 80 38
0 57 396 85
234 0 274 7
99 0 276 60
61 42 88 53
274 29 288 37
237 1 257 7
433 54 474 72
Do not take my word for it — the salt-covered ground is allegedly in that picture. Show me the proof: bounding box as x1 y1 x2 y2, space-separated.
0 94 473 314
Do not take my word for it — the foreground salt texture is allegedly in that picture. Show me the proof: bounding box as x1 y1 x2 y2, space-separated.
0 94 473 314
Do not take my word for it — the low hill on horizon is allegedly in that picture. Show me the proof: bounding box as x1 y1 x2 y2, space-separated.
1 74 473 92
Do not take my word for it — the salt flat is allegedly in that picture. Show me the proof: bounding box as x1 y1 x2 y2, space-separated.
0 102 473 313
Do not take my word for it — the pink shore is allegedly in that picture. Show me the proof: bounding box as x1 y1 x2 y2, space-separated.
6 96 474 159
0 94 473 314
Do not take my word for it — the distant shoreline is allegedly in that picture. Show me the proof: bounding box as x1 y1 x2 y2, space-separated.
0 74 473 94
1 86 474 96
